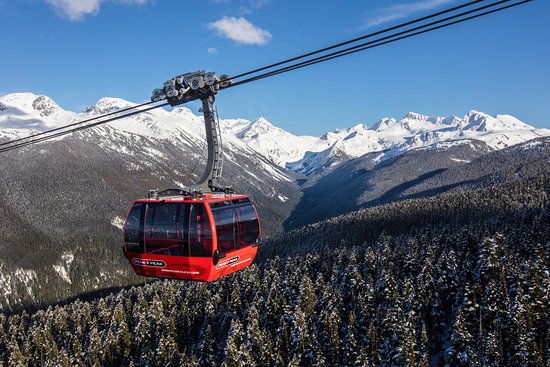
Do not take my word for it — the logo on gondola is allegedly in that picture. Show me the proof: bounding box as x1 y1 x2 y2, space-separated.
133 258 166 268
216 256 240 269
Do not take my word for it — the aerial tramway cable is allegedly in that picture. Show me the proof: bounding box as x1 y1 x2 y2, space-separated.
227 0 532 89
0 103 169 153
0 0 534 154
0 100 159 149
227 0 489 81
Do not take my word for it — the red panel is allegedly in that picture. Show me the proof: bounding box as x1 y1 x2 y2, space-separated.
124 245 258 282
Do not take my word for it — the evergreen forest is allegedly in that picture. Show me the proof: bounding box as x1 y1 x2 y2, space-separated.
0 171 549 366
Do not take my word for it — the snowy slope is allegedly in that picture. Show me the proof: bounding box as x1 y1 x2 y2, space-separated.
228 110 550 175
0 94 293 186
1 93 548 177
0 93 76 131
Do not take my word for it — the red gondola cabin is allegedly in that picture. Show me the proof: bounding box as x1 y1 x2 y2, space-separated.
123 193 261 282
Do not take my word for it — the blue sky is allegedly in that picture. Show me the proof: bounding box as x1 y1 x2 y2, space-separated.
1 0 548 135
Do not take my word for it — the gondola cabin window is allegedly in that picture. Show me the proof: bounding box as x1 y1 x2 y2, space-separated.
124 203 142 253
237 203 260 244
212 203 260 253
189 204 213 257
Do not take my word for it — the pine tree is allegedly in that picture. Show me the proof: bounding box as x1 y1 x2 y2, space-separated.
246 303 267 366
481 330 503 367
7 335 26 367
398 310 417 367
319 304 342 366
108 301 131 361
378 292 404 366
86 324 102 366
222 317 245 367
70 337 86 367
287 353 301 367
527 258 549 361
446 284 480 367
198 323 215 367
511 285 541 367
155 334 180 367
367 320 380 366
290 308 311 364
419 323 430 367
342 310 359 366
447 306 477 367
355 346 370 367
0 314 7 365
56 348 71 367
298 274 316 318
476 235 509 337
274 313 290 366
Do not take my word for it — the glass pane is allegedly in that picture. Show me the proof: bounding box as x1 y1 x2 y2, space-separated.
124 203 142 252
189 204 213 257
238 204 260 245
125 203 142 243
144 203 182 255
178 204 190 257
213 207 237 253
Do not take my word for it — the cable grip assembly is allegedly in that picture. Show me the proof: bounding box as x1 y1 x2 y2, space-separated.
151 70 232 106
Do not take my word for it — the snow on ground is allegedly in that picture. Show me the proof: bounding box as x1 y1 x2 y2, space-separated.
111 216 125 230
53 253 75 284
450 158 471 163
0 265 38 308
53 265 71 284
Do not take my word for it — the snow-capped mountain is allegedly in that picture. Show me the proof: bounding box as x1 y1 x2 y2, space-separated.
223 117 330 167
0 93 76 131
226 110 550 175
1 93 548 178
0 94 291 182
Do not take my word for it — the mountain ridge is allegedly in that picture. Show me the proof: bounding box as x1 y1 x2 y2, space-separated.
2 92 548 177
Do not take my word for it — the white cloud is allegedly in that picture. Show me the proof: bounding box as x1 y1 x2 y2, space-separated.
208 16 272 45
363 0 456 28
207 47 219 55
45 0 149 21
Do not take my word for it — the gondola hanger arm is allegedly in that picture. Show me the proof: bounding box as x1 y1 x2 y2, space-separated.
150 71 233 196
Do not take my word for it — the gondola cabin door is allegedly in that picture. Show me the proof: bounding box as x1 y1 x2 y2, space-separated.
123 195 260 282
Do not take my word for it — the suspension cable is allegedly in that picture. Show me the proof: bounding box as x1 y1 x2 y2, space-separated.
0 103 169 154
227 0 488 81
0 100 160 148
228 0 530 89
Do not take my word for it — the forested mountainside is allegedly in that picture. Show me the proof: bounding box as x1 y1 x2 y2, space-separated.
1 171 548 366
0 127 300 313
286 137 550 229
